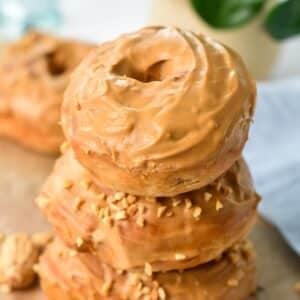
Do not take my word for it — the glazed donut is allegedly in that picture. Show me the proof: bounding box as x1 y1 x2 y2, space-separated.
62 26 256 196
36 150 259 272
0 31 94 154
39 239 256 300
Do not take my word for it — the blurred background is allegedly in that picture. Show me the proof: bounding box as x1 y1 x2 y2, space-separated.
0 0 300 80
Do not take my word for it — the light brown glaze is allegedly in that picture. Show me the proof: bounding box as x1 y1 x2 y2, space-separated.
62 26 256 195
36 150 259 272
39 239 256 300
0 31 94 154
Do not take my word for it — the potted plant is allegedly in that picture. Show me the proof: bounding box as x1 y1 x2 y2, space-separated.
149 0 300 79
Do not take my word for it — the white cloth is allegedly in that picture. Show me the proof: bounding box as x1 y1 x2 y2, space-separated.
245 77 300 255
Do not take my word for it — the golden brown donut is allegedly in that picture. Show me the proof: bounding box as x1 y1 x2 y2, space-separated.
38 239 256 300
36 150 259 272
0 31 94 154
62 26 256 196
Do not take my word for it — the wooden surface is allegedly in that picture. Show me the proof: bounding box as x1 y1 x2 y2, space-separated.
0 139 299 300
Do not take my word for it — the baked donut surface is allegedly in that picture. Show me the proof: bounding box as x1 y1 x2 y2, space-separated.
0 31 94 154
36 150 259 272
62 26 256 195
39 239 256 300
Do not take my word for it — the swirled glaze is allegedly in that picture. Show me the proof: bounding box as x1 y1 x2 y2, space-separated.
62 26 256 195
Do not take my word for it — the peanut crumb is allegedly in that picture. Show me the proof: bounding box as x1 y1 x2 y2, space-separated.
144 262 153 277
73 197 84 211
32 264 39 273
76 237 84 248
98 208 104 219
227 279 239 287
114 192 125 201
175 253 186 261
216 180 222 191
216 200 223 211
138 204 146 214
127 195 137 204
107 195 115 204
136 280 143 290
109 203 120 212
145 197 156 203
229 251 241 266
103 217 113 227
128 204 138 216
80 179 91 190
116 269 124 275
101 280 112 296
63 180 73 190
90 203 100 214
204 192 212 201
121 198 129 209
184 198 192 209
142 286 150 296
136 216 145 227
114 210 127 221
157 206 167 218
193 206 202 220
166 211 174 217
225 186 233 194
92 230 104 244
158 287 167 300
172 199 182 207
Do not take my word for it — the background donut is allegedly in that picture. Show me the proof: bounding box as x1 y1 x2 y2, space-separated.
0 31 94 154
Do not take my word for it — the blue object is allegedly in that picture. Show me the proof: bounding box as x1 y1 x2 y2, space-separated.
245 77 300 255
0 0 61 40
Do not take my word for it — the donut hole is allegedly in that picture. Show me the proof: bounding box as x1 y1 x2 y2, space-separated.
112 58 169 82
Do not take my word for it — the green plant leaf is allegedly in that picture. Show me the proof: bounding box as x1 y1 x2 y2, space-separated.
264 0 300 40
190 0 266 29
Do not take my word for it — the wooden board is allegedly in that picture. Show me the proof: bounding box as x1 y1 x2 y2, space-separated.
0 139 299 300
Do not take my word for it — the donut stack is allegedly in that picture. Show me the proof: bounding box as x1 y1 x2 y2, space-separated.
36 26 260 300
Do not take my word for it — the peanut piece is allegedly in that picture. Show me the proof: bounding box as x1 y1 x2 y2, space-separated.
0 232 52 292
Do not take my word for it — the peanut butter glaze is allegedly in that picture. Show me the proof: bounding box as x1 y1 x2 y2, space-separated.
37 150 259 272
39 239 256 300
62 26 256 196
0 32 93 143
